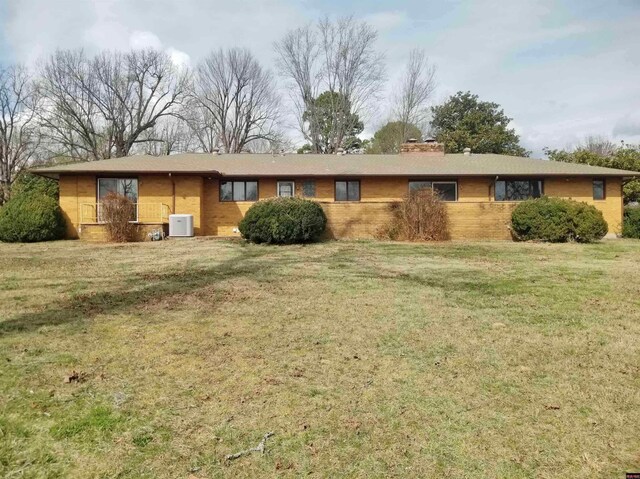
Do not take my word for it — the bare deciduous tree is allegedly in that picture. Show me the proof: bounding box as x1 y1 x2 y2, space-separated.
139 116 196 156
0 64 41 204
394 48 436 142
275 16 385 153
581 135 617 157
187 48 281 154
274 25 320 151
245 131 295 154
37 49 189 161
180 100 219 153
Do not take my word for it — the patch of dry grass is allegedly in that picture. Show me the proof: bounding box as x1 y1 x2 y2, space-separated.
1 238 640 478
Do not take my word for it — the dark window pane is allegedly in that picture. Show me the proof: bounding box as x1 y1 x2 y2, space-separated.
409 181 432 192
335 181 347 201
98 178 138 202
120 179 138 202
302 180 316 197
347 181 360 201
220 181 233 201
593 179 605 200
98 178 137 222
233 181 245 201
496 179 544 201
246 181 258 201
507 180 531 200
98 178 118 199
531 180 542 198
433 182 456 201
495 180 506 201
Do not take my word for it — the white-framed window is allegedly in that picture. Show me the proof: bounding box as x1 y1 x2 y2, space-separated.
277 180 295 197
97 178 138 221
408 180 458 201
97 178 138 202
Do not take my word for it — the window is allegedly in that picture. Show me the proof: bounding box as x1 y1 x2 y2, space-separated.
495 179 543 201
98 178 138 202
408 180 457 201
97 177 138 222
593 179 605 200
302 179 316 198
409 181 432 192
277 180 295 197
335 180 360 201
220 180 258 201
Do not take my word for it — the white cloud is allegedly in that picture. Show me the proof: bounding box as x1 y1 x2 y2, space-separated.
613 111 640 138
129 31 163 50
167 47 191 68
363 11 408 32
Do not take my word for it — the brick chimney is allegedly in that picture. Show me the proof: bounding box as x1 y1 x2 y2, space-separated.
400 137 445 155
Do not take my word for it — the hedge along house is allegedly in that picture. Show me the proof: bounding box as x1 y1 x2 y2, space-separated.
33 140 640 241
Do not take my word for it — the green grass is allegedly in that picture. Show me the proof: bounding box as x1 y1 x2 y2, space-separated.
1 238 639 478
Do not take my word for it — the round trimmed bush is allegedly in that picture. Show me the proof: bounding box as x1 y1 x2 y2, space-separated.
0 193 65 242
511 196 607 243
239 197 327 244
511 196 573 242
623 206 640 239
569 201 608 242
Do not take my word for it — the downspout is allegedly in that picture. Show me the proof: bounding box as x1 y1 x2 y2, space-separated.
170 173 176 214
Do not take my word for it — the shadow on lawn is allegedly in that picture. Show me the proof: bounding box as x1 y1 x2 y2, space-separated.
0 247 277 335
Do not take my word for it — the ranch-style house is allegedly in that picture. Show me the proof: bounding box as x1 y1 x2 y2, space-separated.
33 140 640 241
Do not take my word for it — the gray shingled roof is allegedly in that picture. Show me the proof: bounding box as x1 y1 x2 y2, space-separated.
32 152 640 178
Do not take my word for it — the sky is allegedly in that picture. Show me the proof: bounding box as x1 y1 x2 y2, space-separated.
1 0 639 157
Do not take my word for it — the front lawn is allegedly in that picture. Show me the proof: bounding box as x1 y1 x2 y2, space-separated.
1 239 639 478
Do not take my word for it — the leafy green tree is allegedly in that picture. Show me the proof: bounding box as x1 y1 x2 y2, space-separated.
430 91 529 156
366 121 422 154
297 144 312 154
545 142 640 204
11 173 59 200
302 91 364 153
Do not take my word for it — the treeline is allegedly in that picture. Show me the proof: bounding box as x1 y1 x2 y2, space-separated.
0 15 546 205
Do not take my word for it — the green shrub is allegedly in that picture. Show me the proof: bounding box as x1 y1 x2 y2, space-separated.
0 193 65 242
511 196 573 242
11 173 59 200
511 196 607 243
569 201 608 242
239 197 327 244
622 206 640 238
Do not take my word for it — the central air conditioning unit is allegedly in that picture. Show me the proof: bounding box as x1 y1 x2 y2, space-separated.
169 214 194 237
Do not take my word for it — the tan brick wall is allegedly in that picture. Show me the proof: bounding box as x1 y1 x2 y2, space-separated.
174 176 204 235
202 178 276 236
400 141 445 155
59 176 79 238
544 176 623 234
59 174 96 239
323 202 395 239
138 174 174 222
58 174 624 241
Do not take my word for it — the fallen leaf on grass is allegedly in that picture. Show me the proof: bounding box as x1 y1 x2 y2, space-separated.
63 370 86 384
